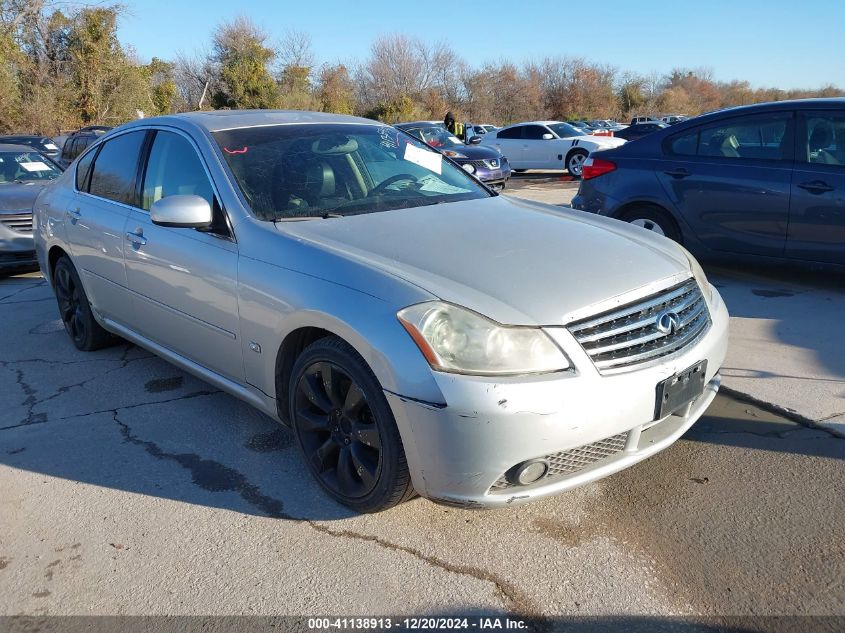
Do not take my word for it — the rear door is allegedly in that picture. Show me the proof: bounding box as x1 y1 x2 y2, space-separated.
654 111 794 256
489 126 523 167
123 128 243 382
64 130 147 326
786 110 845 264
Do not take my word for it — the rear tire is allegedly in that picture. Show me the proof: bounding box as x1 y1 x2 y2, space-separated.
52 256 117 351
288 336 414 513
619 205 682 242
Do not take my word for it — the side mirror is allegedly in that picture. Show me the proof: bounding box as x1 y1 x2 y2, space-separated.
150 195 212 228
468 135 482 145
542 133 554 140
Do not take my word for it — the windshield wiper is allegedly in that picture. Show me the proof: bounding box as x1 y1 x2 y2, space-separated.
275 212 344 222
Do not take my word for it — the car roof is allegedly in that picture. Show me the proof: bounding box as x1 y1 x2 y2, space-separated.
0 135 47 141
0 143 42 152
395 121 443 128
117 110 381 135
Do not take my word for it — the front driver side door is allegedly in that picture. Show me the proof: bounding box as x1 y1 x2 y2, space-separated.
123 128 244 383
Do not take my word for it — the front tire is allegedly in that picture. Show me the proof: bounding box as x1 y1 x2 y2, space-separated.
288 336 414 513
566 149 589 177
52 256 117 351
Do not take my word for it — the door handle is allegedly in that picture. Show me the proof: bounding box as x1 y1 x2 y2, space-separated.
67 208 81 223
797 180 834 194
125 231 147 246
664 168 691 179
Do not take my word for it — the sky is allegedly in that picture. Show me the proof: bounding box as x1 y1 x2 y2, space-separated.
116 0 845 90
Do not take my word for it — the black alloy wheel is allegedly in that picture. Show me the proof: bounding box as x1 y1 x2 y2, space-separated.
52 256 116 351
289 336 413 512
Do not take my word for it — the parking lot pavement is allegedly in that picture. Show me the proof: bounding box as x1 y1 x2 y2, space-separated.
502 172 579 206
709 267 845 435
1 273 844 622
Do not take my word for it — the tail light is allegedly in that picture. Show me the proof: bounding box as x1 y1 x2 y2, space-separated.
581 157 616 180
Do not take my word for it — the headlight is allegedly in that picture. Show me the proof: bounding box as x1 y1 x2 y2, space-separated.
679 245 713 302
397 302 570 376
443 150 467 159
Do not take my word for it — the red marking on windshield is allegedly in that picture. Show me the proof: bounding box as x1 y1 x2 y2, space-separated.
224 146 248 155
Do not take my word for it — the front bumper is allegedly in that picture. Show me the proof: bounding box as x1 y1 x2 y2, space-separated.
0 224 38 272
459 160 511 190
386 285 729 508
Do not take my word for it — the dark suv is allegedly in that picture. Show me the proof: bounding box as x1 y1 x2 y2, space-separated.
572 98 845 267
59 126 112 168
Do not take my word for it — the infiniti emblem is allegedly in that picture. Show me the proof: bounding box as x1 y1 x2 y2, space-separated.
656 311 681 335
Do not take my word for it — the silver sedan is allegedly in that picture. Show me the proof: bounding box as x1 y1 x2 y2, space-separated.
34 111 729 512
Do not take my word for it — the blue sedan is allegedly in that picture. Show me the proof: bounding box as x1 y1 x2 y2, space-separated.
572 98 845 267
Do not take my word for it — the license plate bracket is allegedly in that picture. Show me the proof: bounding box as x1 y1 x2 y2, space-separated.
655 360 707 419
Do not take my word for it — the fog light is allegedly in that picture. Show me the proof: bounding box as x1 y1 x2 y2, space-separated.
462 163 476 174
512 460 548 486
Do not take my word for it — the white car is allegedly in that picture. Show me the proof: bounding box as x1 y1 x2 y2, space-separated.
480 121 626 177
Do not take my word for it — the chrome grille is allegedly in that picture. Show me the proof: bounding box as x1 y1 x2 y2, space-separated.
466 158 500 169
490 432 628 492
1 213 33 233
567 279 710 373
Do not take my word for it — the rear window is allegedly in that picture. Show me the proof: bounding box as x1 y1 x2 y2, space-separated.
665 113 791 161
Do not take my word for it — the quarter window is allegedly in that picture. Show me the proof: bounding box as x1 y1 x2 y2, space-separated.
669 131 698 156
142 131 214 210
88 131 146 205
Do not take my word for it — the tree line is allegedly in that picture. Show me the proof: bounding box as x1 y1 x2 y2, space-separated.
2 1 842 135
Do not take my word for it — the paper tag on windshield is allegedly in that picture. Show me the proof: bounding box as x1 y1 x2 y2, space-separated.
20 161 51 172
448 136 461 144
403 143 441 175
44 143 59 151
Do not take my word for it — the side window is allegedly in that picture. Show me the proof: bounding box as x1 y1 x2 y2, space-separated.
803 113 845 167
75 149 96 191
698 114 790 161
141 131 214 210
88 131 146 205
497 126 522 140
522 125 548 140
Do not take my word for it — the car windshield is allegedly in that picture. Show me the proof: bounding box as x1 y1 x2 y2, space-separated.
548 123 587 138
405 126 463 149
213 124 490 221
0 150 61 183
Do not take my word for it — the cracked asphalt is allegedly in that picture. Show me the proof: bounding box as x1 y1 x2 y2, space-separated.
1 272 844 625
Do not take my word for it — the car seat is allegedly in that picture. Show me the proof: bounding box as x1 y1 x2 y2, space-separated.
272 154 345 216
808 122 840 165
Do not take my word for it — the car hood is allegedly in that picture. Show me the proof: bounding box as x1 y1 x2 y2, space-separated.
0 182 48 212
452 144 501 160
275 196 691 326
575 135 626 148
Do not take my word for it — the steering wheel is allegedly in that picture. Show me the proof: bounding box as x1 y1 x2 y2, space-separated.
369 174 419 197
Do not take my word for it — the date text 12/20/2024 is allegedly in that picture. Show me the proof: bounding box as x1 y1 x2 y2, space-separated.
307 617 529 630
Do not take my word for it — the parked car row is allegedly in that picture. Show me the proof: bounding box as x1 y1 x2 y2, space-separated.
396 121 511 190
573 98 845 266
